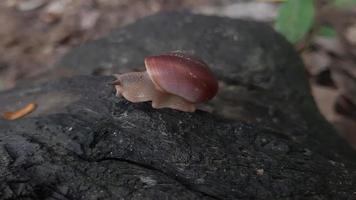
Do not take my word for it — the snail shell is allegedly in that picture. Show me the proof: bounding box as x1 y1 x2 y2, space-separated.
145 52 218 103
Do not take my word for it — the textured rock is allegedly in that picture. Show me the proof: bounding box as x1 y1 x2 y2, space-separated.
1 12 356 199
0 76 355 199
52 12 353 158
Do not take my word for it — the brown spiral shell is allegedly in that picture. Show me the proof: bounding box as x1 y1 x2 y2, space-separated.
144 52 218 103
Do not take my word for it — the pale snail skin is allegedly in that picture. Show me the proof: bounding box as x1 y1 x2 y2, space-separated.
113 52 218 112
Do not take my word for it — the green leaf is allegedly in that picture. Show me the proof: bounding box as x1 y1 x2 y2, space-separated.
318 26 337 37
275 0 315 43
332 0 356 7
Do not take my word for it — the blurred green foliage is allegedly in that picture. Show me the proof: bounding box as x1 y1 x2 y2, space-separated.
276 0 315 43
318 25 337 38
276 0 356 44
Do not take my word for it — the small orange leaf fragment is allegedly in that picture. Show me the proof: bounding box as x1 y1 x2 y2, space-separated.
3 103 37 120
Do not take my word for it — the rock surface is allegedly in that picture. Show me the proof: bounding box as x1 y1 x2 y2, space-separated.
1 12 356 199
0 76 355 199
52 12 353 158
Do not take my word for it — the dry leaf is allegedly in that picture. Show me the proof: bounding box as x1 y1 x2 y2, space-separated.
3 103 37 120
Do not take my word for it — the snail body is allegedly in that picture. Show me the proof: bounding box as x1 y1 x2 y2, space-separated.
113 52 218 112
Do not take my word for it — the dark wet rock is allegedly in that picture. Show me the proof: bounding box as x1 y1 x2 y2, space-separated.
1 12 356 199
0 76 355 199
51 12 353 159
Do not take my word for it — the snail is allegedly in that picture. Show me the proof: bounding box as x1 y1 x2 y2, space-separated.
112 52 218 112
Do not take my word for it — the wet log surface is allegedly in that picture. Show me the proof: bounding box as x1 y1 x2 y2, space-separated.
0 12 355 199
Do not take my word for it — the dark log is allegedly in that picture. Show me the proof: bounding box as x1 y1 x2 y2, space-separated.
1 12 355 199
